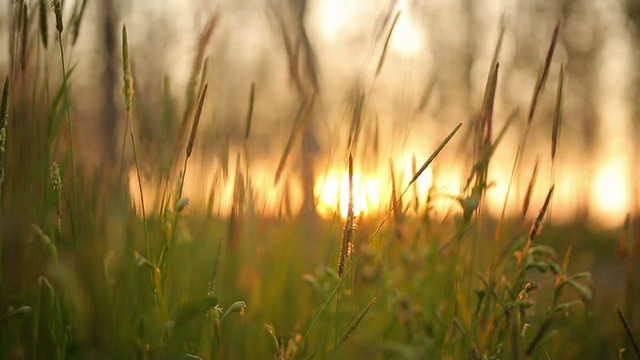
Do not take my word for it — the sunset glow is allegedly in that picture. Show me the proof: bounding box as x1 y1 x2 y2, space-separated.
591 159 630 225
314 171 380 219
128 152 634 228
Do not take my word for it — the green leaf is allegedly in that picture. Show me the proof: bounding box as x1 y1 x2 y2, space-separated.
564 279 592 305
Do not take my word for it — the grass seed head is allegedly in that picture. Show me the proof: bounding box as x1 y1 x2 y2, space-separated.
187 83 208 159
49 162 61 193
529 185 555 243
51 0 63 33
121 25 134 114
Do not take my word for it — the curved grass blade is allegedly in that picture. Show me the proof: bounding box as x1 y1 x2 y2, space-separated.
551 63 564 162
375 11 400 77
334 297 377 350
244 83 255 140
368 122 462 243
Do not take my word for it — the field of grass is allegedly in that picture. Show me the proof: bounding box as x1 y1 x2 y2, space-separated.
1 3 639 359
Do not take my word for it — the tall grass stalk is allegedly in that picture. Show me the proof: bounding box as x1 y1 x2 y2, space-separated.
549 63 564 219
121 25 149 255
338 154 355 278
0 77 8 201
159 83 207 286
496 20 561 243
53 0 79 245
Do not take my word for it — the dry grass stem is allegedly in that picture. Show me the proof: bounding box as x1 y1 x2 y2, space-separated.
522 155 541 218
338 154 355 278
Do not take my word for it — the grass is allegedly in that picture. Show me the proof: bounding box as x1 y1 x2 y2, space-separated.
0 4 638 360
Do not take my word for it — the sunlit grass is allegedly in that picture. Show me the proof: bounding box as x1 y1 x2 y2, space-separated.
0 3 637 360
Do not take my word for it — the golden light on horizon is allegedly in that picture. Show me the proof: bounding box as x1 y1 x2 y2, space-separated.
314 152 438 219
591 159 630 225
127 153 633 228
314 171 380 219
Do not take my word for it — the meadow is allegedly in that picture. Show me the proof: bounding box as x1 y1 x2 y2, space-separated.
1 1 639 359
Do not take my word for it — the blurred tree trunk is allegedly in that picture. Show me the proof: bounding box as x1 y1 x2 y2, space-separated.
623 0 640 325
560 0 603 221
100 0 119 166
273 0 321 224
624 0 640 218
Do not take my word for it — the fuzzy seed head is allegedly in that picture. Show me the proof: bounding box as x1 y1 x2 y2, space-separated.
50 162 61 192
121 25 134 114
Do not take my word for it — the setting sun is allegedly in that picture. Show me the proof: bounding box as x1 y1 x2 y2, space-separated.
591 159 630 225
314 171 381 219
